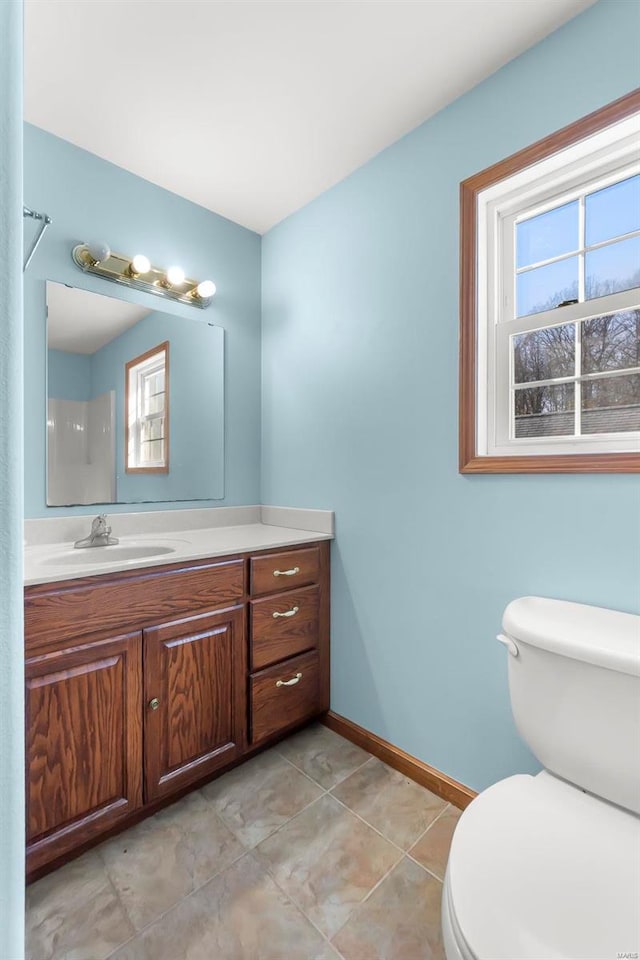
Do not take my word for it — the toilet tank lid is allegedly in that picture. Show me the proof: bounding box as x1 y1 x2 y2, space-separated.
503 597 640 677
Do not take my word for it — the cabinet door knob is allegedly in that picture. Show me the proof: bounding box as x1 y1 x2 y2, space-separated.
149 697 160 710
273 606 299 619
276 672 302 688
273 566 300 578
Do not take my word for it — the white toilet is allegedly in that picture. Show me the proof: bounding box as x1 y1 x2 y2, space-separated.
442 596 640 960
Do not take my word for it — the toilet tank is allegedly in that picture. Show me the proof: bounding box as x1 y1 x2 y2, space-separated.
501 597 640 815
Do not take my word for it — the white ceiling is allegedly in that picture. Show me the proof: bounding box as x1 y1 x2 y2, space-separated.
25 0 595 234
47 282 150 354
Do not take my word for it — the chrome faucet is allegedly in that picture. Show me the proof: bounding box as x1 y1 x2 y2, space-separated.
74 514 119 549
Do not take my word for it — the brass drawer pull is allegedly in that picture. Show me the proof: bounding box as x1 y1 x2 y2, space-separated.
149 697 160 711
272 605 299 620
276 671 302 688
273 566 300 577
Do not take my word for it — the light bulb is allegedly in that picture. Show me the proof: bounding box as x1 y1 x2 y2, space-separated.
196 280 216 299
166 265 185 286
131 254 150 274
85 241 111 264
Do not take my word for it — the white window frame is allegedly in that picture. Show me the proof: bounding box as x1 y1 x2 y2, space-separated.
125 342 169 473
477 112 640 459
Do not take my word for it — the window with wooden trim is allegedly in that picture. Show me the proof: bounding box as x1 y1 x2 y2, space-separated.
125 341 169 473
460 89 640 474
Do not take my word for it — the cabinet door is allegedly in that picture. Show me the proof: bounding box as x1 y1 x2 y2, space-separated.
144 605 246 801
26 632 143 873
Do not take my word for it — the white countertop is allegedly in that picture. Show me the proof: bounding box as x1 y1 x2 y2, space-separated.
25 523 332 586
24 507 334 586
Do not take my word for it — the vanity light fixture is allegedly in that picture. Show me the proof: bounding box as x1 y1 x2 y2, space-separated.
71 242 216 309
164 265 185 287
75 240 111 267
193 280 216 300
128 254 151 277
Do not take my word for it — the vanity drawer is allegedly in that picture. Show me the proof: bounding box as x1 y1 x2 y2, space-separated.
250 546 320 596
250 650 320 744
250 585 319 670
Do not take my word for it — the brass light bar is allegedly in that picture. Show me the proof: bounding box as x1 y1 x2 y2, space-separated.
71 243 216 309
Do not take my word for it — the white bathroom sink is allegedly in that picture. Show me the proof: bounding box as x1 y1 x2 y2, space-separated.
40 541 183 565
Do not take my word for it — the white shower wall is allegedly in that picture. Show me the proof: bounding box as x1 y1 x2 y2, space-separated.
48 391 116 505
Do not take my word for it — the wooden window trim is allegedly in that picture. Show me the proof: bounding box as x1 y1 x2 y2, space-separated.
460 88 640 474
125 341 170 475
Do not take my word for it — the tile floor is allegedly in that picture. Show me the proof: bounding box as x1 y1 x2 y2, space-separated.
26 724 461 960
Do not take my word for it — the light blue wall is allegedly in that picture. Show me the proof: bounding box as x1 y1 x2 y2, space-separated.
48 348 91 401
0 1 25 955
90 310 224 502
24 123 261 516
262 0 640 792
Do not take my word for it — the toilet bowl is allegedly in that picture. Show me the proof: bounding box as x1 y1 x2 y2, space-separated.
442 597 640 960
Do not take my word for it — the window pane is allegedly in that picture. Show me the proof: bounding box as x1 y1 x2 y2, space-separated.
585 174 640 247
143 391 165 417
141 439 165 463
585 234 640 299
141 418 164 443
581 373 640 434
144 371 164 398
514 383 574 438
516 256 579 317
513 322 575 384
517 201 578 269
582 309 640 374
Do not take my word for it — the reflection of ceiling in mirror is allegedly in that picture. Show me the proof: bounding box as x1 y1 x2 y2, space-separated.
47 282 152 354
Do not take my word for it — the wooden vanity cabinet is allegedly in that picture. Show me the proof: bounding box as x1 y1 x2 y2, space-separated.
24 540 330 878
250 584 319 670
250 546 321 595
248 544 329 744
250 650 321 744
143 605 246 802
25 631 143 873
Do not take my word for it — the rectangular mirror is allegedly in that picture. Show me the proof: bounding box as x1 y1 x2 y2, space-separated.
46 281 224 506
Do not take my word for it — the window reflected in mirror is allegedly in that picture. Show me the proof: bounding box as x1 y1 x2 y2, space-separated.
126 341 169 473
